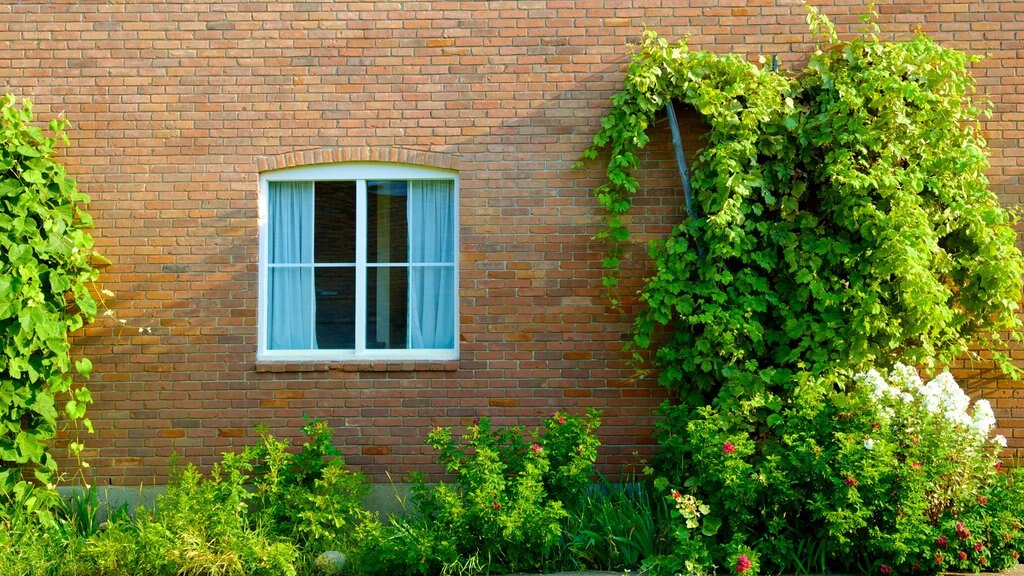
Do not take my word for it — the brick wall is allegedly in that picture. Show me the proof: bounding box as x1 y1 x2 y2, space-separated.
0 0 1021 486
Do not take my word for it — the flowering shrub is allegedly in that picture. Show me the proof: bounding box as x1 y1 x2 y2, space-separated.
652 365 1024 575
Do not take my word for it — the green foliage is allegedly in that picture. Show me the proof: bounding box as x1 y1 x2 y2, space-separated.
0 421 378 575
0 94 100 516
581 19 1024 404
85 462 300 576
648 365 1024 575
580 9 1024 575
357 411 602 575
566 475 671 570
247 420 372 555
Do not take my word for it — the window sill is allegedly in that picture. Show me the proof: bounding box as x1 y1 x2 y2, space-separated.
254 360 459 373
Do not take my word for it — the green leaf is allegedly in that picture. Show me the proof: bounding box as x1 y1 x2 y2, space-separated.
701 515 722 537
75 357 93 378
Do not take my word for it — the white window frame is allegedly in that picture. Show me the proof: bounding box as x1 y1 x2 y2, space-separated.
257 162 459 362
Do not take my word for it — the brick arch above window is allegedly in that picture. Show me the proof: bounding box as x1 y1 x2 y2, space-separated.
256 147 461 174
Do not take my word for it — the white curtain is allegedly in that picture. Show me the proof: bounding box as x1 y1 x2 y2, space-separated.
408 180 455 349
268 181 314 350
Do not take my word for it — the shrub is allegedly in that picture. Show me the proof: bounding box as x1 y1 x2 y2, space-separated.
357 410 602 575
649 365 1024 575
247 420 373 555
73 420 371 575
84 457 299 576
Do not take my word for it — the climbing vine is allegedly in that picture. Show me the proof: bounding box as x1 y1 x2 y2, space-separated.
581 9 1024 407
579 9 1024 572
0 95 99 510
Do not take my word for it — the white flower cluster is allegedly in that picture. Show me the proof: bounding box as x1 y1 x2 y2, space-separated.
855 363 999 440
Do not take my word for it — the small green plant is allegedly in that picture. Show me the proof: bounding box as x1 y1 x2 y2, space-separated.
566 473 670 570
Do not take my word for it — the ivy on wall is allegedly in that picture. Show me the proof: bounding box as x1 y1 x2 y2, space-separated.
580 10 1024 413
0 95 99 509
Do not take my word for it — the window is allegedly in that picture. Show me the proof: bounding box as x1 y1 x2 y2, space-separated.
258 163 458 361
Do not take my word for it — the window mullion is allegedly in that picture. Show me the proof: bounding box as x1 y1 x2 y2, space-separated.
309 180 317 350
355 179 367 353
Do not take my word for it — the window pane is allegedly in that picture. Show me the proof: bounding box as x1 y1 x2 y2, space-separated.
268 181 313 264
368 181 408 264
366 267 408 349
314 181 356 264
409 265 455 349
408 180 455 264
315 268 356 349
268 267 312 350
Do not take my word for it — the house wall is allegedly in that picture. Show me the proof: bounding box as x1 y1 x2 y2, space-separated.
1 0 1021 486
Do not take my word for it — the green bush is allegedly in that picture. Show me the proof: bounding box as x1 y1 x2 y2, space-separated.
82 455 299 576
247 420 372 555
356 410 602 575
21 420 374 576
648 365 1024 575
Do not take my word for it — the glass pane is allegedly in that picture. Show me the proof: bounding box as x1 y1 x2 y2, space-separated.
409 265 455 349
314 181 356 263
408 180 455 264
368 181 408 264
268 181 313 264
366 267 408 349
315 268 356 349
267 267 313 350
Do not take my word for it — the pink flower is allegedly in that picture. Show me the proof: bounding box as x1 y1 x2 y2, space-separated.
910 462 922 470
974 540 984 552
557 417 566 424
880 564 893 575
531 443 542 453
936 536 948 548
958 551 968 561
844 476 858 487
722 441 736 455
996 461 1003 471
736 555 751 574
956 522 971 540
